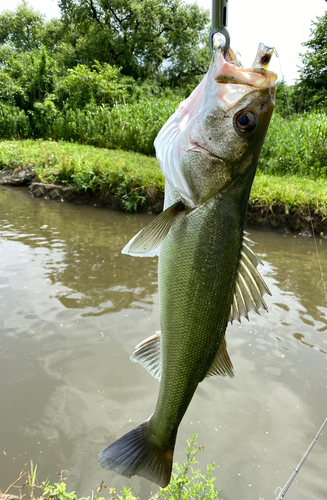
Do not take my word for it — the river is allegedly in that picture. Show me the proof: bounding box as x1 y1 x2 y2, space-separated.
0 186 326 500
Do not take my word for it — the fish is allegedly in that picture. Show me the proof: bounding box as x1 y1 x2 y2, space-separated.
99 44 277 488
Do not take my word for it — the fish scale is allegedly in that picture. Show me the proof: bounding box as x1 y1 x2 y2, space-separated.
152 195 243 445
99 45 276 488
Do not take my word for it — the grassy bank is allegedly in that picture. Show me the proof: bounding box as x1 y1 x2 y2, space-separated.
0 139 327 219
251 174 327 218
0 140 164 212
0 436 222 500
3 89 327 178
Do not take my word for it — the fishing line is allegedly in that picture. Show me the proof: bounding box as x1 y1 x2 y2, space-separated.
277 52 327 301
308 210 327 300
274 417 327 499
276 51 293 118
268 51 327 500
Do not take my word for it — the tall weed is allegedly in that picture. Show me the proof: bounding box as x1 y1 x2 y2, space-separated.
259 111 327 178
48 96 181 155
0 95 181 156
2 96 327 179
0 103 31 139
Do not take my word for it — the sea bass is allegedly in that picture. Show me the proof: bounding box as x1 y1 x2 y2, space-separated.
99 45 277 488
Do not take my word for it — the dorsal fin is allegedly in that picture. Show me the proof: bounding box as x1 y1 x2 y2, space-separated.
229 232 271 323
130 332 161 381
205 335 234 378
122 201 185 257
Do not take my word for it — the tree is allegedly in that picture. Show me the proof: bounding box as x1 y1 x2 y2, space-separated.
0 2 67 58
0 0 46 51
58 0 211 85
296 12 327 109
55 62 128 108
0 46 58 110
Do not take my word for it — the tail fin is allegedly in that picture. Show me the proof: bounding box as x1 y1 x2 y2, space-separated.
98 420 175 488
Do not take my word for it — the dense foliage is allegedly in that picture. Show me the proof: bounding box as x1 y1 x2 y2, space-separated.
58 0 211 84
0 1 209 146
0 2 327 177
295 12 327 110
0 0 210 86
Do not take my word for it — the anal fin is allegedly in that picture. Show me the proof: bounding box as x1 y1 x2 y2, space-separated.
205 335 234 378
131 332 161 381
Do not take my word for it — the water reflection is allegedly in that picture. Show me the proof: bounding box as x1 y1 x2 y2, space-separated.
0 186 326 500
0 187 158 315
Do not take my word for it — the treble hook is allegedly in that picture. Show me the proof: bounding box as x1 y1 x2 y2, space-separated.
209 0 230 57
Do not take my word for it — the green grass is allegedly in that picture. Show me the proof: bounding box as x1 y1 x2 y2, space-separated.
251 173 327 218
0 140 164 212
0 435 222 500
0 139 326 218
259 111 327 179
2 88 327 178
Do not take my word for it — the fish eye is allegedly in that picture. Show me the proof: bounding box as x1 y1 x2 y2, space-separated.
234 111 258 135
261 54 271 65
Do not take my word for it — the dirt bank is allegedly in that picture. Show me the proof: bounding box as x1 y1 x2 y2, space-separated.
1 169 326 238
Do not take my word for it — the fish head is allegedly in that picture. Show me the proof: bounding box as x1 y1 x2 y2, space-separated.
154 45 277 206
181 49 277 204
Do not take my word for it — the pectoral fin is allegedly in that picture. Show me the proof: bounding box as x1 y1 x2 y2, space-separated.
130 332 161 381
229 232 271 323
205 335 234 378
122 201 186 257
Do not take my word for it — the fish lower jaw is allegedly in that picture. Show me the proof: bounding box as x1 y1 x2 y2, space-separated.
184 141 224 160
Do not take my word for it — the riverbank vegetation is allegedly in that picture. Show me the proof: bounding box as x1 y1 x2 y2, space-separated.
1 140 327 217
0 2 327 221
0 436 222 500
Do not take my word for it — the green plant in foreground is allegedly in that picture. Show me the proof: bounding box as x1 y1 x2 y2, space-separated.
1 436 222 500
27 461 38 498
156 435 222 500
41 478 78 500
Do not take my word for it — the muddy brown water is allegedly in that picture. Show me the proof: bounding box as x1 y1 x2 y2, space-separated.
0 186 326 500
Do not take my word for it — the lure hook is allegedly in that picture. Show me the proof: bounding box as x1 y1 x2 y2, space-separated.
209 0 230 57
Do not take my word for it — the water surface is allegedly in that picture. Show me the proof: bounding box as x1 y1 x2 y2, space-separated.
0 186 326 500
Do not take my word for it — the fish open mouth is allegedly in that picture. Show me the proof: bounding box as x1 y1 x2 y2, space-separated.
185 142 223 160
215 68 277 89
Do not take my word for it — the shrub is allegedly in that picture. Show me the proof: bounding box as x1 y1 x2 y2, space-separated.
55 62 129 109
0 102 31 138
